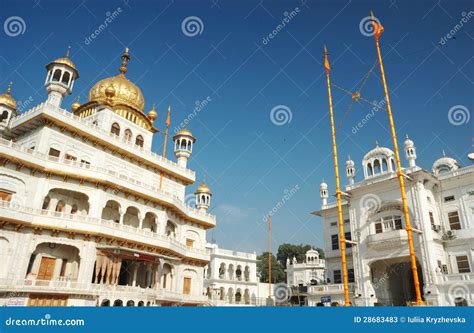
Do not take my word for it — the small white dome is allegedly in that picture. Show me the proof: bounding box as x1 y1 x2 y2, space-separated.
432 153 460 175
320 181 328 190
363 143 395 163
346 157 355 167
404 135 414 148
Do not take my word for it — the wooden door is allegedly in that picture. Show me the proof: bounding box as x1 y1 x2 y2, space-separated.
183 277 191 295
37 257 56 281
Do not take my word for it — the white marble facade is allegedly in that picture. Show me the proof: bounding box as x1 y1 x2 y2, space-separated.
0 50 215 307
310 139 474 306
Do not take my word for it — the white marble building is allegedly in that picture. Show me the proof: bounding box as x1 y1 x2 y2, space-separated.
203 244 264 305
0 49 216 306
286 249 326 287
309 139 474 306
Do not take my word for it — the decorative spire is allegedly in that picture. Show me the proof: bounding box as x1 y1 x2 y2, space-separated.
442 149 446 157
66 46 71 58
348 154 351 160
405 134 409 139
375 140 379 147
119 47 131 75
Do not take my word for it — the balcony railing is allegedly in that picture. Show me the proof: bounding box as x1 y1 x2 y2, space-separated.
0 137 215 224
439 272 474 283
0 278 207 304
11 103 195 178
0 201 208 258
308 283 355 294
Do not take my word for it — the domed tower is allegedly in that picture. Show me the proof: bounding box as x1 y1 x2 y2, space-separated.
346 155 355 185
45 48 79 107
362 141 396 179
195 182 212 212
0 82 17 129
432 151 460 176
320 180 328 207
173 128 195 168
404 135 417 168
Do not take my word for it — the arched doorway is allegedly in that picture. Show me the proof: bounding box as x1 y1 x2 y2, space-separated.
101 299 110 306
113 299 123 306
370 257 424 306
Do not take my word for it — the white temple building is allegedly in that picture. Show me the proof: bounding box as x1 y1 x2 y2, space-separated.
0 48 217 306
286 249 326 288
203 244 265 306
310 139 474 306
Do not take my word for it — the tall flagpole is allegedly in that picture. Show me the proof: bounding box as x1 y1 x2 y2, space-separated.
160 106 172 189
370 11 423 305
268 215 272 298
323 46 350 306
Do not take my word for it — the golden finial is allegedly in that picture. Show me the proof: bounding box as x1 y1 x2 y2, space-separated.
6 82 12 94
119 47 131 75
71 96 81 112
66 46 71 58
148 103 157 121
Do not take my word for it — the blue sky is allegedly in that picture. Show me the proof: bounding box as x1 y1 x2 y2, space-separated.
1 0 473 253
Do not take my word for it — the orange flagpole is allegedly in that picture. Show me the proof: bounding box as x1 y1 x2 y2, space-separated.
323 46 350 306
268 215 272 298
160 106 171 189
370 11 422 305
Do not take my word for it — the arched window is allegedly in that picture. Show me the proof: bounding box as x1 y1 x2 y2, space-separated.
111 123 120 136
0 111 8 122
124 129 132 143
437 165 451 174
373 160 381 174
135 135 144 147
70 204 78 215
367 163 373 177
391 159 396 172
52 69 62 82
55 200 65 213
61 71 70 85
382 159 388 172
42 196 51 210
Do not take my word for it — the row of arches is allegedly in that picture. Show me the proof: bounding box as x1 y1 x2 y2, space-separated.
110 122 144 147
365 157 396 178
39 190 197 246
218 263 251 281
101 199 178 238
47 68 73 87
101 299 152 306
174 138 193 152
215 287 252 304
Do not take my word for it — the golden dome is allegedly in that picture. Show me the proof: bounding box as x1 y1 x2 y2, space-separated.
195 182 212 195
148 105 157 121
0 82 16 110
173 128 196 142
71 97 81 112
47 48 79 78
52 56 76 70
88 49 144 113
